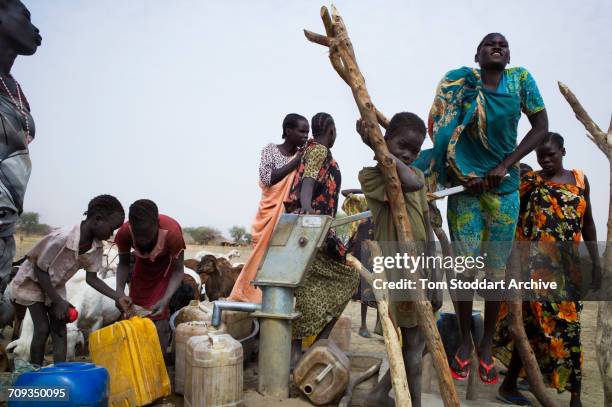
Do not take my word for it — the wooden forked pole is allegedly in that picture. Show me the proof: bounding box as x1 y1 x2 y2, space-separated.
505 248 559 407
559 81 612 406
305 6 460 407
347 249 412 406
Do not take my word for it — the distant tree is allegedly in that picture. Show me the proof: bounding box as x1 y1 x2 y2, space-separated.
182 231 196 245
19 212 39 235
18 212 51 236
244 233 253 245
184 226 222 245
229 226 247 243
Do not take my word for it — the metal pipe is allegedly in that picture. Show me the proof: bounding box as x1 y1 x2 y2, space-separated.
257 286 294 398
211 301 261 327
329 210 371 228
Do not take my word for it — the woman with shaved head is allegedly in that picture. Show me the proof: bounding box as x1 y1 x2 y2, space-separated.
418 33 549 386
0 0 41 291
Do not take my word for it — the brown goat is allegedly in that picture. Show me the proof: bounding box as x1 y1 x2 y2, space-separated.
196 255 242 301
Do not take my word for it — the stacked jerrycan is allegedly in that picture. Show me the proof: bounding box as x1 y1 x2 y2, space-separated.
174 320 209 395
184 330 243 407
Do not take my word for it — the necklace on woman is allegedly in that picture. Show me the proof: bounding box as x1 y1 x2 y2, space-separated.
0 75 30 142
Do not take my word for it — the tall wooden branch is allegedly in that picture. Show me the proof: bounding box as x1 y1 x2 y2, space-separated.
559 83 607 143
506 249 560 407
376 109 390 129
305 6 459 407
559 81 612 405
348 250 412 406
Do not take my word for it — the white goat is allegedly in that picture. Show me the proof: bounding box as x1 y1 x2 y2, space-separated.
6 270 121 361
193 249 241 262
98 243 119 279
183 266 203 297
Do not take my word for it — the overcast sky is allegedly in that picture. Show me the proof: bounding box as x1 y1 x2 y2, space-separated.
15 0 612 239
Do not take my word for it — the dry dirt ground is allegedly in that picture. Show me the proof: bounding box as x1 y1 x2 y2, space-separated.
152 300 603 407
1 239 605 406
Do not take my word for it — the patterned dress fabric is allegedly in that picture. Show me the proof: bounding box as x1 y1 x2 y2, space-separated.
414 67 545 274
285 139 358 339
416 66 545 194
495 169 587 393
258 143 293 186
447 191 519 279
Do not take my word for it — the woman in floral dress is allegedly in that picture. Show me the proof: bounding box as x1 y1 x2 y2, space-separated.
495 132 601 407
286 113 359 362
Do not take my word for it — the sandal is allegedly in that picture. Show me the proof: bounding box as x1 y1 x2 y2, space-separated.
450 352 472 380
478 356 499 385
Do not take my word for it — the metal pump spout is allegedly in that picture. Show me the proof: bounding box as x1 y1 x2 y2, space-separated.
211 301 261 327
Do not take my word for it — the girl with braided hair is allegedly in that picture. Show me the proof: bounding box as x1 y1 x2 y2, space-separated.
286 113 359 364
8 195 131 366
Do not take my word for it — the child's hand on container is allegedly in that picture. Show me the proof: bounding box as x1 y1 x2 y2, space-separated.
117 295 134 318
50 298 70 321
150 298 169 318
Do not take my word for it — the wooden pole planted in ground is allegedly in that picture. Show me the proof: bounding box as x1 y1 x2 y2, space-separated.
305 6 460 407
506 248 559 407
348 251 411 406
559 81 612 405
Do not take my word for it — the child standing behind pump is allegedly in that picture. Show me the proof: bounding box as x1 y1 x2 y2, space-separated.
8 195 133 366
357 113 439 407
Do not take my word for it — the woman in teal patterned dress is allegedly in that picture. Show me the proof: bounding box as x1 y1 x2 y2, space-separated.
417 33 549 384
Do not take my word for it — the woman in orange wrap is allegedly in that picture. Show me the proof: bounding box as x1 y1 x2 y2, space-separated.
228 114 308 303
494 132 601 406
